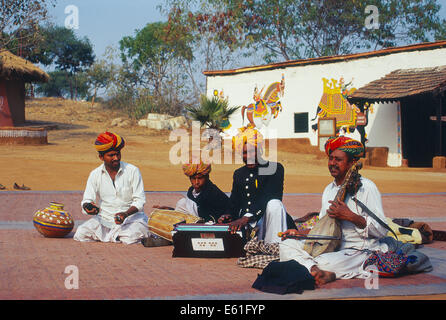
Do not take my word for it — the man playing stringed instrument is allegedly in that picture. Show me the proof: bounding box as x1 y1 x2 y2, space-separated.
279 136 389 286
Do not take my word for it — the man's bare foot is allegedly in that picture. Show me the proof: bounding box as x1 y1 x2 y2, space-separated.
310 265 336 287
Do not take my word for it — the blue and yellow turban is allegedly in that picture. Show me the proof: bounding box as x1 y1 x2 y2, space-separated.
325 136 364 159
94 132 125 153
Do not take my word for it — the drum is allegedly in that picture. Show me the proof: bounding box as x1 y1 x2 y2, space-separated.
147 209 202 241
33 202 74 238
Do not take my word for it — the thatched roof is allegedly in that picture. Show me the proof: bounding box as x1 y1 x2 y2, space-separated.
348 65 446 104
0 50 49 83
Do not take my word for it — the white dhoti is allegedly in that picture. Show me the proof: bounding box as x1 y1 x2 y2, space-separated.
255 199 288 244
279 238 389 279
73 212 150 245
278 177 392 279
174 197 199 217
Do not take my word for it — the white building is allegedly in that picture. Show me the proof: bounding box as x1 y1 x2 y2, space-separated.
204 40 446 167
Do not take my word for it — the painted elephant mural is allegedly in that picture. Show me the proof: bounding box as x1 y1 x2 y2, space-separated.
311 77 373 145
241 74 285 129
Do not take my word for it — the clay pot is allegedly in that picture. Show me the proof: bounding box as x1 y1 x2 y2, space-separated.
33 202 74 238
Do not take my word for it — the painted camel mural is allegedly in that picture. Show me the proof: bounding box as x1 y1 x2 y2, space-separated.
311 77 373 145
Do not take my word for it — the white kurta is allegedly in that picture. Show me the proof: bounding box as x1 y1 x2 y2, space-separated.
74 161 150 244
280 177 389 279
175 190 199 217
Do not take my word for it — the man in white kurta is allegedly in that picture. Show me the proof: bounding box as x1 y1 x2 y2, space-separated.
279 136 389 284
73 132 150 245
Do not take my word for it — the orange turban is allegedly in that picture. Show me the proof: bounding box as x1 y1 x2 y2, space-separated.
182 161 212 177
232 126 264 153
325 136 364 159
94 132 125 153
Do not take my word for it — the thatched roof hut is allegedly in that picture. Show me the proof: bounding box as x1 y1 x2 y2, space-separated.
0 50 49 134
0 50 49 83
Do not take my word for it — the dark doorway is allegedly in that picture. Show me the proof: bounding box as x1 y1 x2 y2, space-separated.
400 93 446 167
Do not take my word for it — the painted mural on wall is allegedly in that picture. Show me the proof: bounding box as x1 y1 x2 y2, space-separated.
212 89 233 131
311 77 373 145
241 74 285 129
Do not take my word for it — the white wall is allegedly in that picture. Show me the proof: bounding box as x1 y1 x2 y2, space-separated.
206 47 446 167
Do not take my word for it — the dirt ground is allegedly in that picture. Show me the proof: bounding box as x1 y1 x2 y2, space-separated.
1 97 445 194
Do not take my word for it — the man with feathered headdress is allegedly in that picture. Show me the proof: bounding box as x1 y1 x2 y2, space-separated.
218 126 296 244
279 136 391 286
153 159 229 223
74 132 150 244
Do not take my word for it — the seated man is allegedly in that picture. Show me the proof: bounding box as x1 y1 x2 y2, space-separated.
279 136 389 286
154 161 229 223
74 132 150 245
219 126 294 243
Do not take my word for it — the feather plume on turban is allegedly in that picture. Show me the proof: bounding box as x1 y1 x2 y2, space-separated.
182 161 212 177
324 136 364 159
94 132 125 153
232 126 264 153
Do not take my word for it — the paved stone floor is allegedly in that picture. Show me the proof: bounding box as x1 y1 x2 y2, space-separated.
1 191 446 301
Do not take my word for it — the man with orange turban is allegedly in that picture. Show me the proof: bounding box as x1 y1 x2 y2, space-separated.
218 126 296 244
280 136 390 286
74 132 150 244
153 160 229 223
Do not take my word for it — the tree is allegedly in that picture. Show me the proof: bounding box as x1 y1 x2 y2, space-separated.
36 70 89 100
0 0 55 52
119 21 196 115
86 60 113 106
162 0 255 70
120 22 190 94
185 94 240 131
38 25 95 99
163 0 446 62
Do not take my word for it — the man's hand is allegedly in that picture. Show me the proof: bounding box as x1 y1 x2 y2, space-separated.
114 212 127 225
83 202 99 215
228 216 250 233
114 206 138 225
217 214 233 224
327 200 354 221
327 200 366 229
279 228 310 240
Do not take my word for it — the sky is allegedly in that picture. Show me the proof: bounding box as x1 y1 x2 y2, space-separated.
47 0 168 60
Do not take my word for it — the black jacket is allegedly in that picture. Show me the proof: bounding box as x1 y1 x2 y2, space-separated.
227 161 284 222
186 180 229 222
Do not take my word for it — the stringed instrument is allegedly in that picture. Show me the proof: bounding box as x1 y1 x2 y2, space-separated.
302 161 363 257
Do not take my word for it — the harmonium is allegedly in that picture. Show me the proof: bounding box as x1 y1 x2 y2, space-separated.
172 223 247 258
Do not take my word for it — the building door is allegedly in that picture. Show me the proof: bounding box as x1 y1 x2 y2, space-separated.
401 93 446 167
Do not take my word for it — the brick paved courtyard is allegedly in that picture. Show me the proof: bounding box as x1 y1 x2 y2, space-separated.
1 191 446 300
